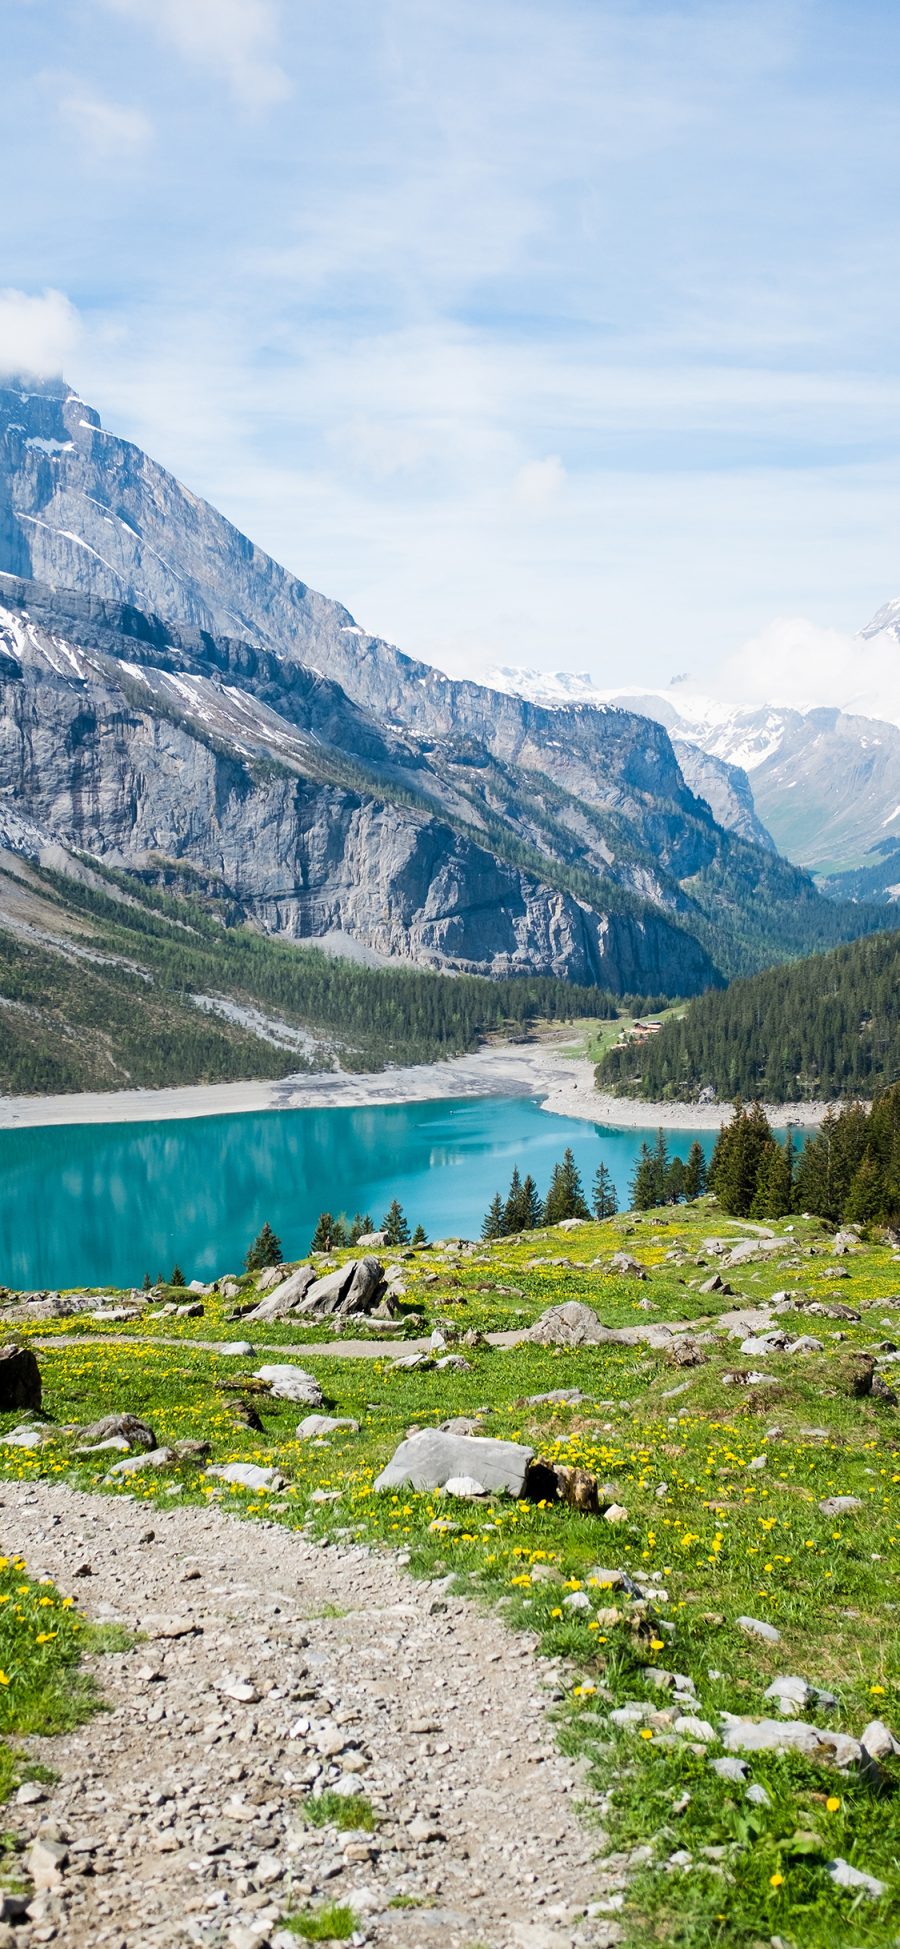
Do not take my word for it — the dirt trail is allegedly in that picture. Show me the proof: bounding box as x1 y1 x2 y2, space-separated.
1 1482 625 1949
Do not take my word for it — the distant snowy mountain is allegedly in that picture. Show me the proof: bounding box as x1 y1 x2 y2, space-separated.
488 623 900 888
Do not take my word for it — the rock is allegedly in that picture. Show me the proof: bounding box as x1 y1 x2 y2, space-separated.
244 1266 317 1321
219 1341 255 1356
390 1352 435 1371
603 1503 630 1524
15 1781 47 1805
786 1335 825 1354
255 1264 287 1290
1 1426 51 1448
374 1430 535 1497
860 1718 900 1761
293 1257 386 1320
666 1337 706 1368
76 1412 157 1450
609 1253 647 1279
552 1465 605 1514
562 1590 591 1612
709 1756 748 1782
674 1714 716 1743
763 1675 838 1718
253 1365 324 1406
107 1447 177 1477
25 1836 68 1888
171 1439 211 1464
699 1273 727 1294
0 1344 41 1411
871 1373 899 1405
739 1331 788 1356
434 1354 472 1371
205 1462 286 1491
529 1563 563 1583
827 1858 886 1898
295 1415 360 1439
75 1436 131 1455
818 1496 863 1517
527 1302 610 1347
735 1615 781 1644
440 1416 483 1435
218 1675 260 1704
722 1237 783 1267
720 1714 861 1767
356 1230 387 1248
525 1389 586 1406
442 1476 489 1498
590 1566 645 1598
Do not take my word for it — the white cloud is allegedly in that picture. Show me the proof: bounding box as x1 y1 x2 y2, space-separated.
100 0 290 111
720 616 900 725
0 289 83 381
58 89 153 162
514 454 565 509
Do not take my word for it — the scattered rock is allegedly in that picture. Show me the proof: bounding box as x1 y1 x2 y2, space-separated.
609 1253 647 1279
860 1718 900 1761
735 1615 781 1644
527 1301 610 1346
253 1365 324 1407
666 1337 706 1369
295 1415 360 1439
1 1426 51 1448
764 1675 837 1718
205 1462 287 1491
818 1496 863 1517
603 1503 630 1525
720 1714 861 1767
709 1756 748 1782
107 1447 177 1477
374 1430 535 1497
76 1413 157 1450
0 1344 41 1412
827 1857 886 1898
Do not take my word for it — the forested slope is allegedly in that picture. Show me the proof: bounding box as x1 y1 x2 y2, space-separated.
596 929 900 1103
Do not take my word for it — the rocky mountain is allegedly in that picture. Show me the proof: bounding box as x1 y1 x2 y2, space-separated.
0 377 889 989
490 665 900 888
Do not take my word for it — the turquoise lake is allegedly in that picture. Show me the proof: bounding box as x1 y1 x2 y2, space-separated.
0 1096 718 1291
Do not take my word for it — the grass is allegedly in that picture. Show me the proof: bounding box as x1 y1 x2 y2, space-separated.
5 1199 900 1941
0 1554 118 1802
283 1902 357 1940
301 1791 376 1832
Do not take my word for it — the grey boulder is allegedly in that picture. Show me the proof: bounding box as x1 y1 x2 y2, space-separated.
244 1266 317 1320
206 1462 286 1491
76 1412 157 1450
527 1302 610 1347
375 1429 535 1497
0 1344 41 1411
254 1365 324 1406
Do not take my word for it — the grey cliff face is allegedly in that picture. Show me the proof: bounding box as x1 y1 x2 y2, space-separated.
0 583 716 992
672 740 776 852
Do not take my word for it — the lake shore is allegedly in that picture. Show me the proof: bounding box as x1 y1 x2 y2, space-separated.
0 1035 834 1131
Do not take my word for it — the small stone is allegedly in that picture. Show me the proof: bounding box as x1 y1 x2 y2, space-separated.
818 1496 863 1517
218 1676 261 1704
735 1615 781 1644
407 1813 444 1843
710 1756 748 1782
15 1781 47 1805
603 1504 629 1524
745 1783 771 1806
25 1838 68 1889
860 1719 900 1761
674 1715 716 1743
562 1591 591 1612
827 1857 886 1898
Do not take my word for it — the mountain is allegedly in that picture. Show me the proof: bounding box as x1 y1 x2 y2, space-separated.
489 665 900 886
596 927 900 1104
0 376 889 994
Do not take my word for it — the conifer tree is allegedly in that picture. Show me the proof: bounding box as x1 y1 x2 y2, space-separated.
411 1222 428 1247
629 1141 657 1211
665 1155 686 1204
310 1211 338 1252
684 1140 707 1201
503 1167 525 1234
142 1271 152 1292
592 1161 618 1220
381 1198 411 1246
520 1174 543 1231
650 1129 670 1204
169 1263 186 1288
750 1133 794 1218
482 1193 505 1241
244 1220 283 1272
844 1153 885 1225
543 1147 590 1223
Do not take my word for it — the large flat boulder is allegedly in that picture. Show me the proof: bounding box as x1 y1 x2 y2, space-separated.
253 1364 323 1406
293 1257 385 1319
0 1344 41 1412
244 1266 317 1320
527 1302 611 1347
374 1429 535 1497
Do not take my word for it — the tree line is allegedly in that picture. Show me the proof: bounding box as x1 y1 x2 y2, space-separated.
707 1088 900 1224
481 1148 619 1238
597 928 900 1104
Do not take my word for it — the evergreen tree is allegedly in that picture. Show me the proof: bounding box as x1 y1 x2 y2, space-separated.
684 1140 707 1201
244 1220 283 1272
482 1193 505 1241
592 1161 618 1220
503 1167 526 1234
751 1133 794 1218
844 1153 885 1225
142 1271 152 1292
665 1156 686 1204
310 1211 339 1252
629 1141 657 1211
347 1212 374 1245
650 1129 670 1204
411 1222 428 1247
709 1100 775 1216
169 1263 186 1288
520 1174 543 1231
381 1198 411 1246
543 1147 590 1223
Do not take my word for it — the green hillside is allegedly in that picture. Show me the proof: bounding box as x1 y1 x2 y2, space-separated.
596 928 900 1102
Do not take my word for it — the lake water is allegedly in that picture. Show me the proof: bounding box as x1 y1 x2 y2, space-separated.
0 1095 717 1291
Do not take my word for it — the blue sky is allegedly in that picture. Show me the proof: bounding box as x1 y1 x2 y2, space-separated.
2 0 900 699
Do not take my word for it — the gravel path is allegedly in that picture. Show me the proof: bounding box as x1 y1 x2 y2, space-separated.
1 1482 624 1949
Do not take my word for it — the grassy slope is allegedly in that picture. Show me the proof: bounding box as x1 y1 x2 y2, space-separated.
5 1203 900 1943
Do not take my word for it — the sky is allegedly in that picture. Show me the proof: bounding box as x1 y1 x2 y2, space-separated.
2 0 900 705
